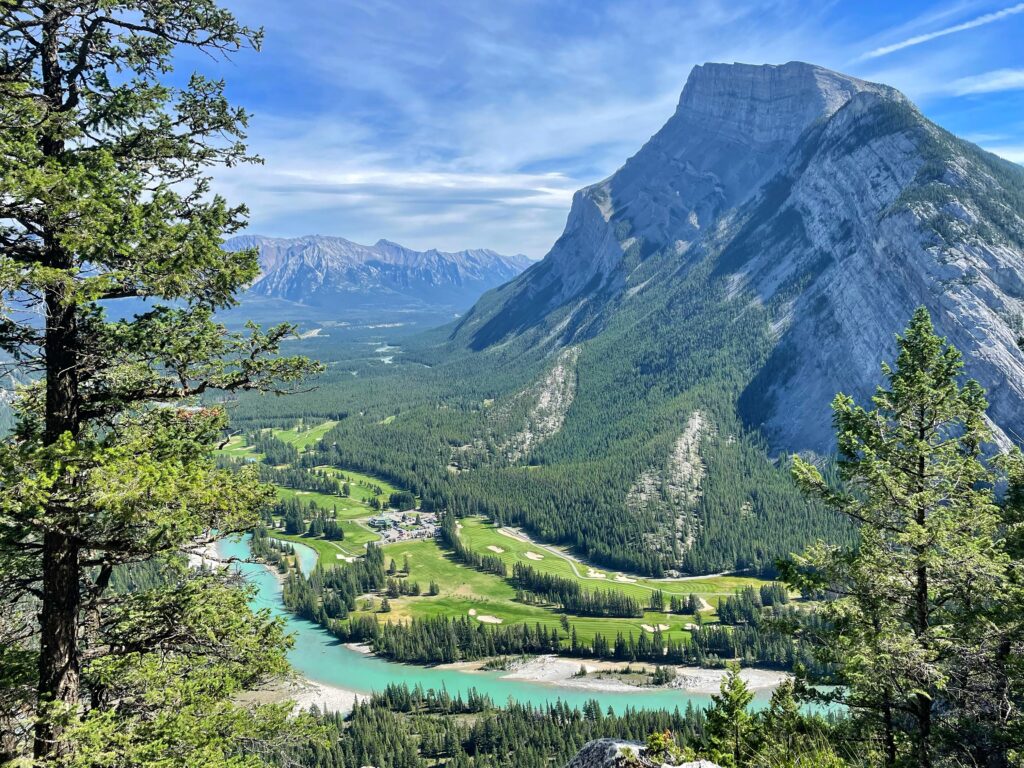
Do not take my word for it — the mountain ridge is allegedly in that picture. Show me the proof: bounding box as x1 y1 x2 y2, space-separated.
226 233 531 311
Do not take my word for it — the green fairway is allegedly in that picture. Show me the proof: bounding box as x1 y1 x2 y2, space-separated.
267 529 363 561
374 534 752 645
275 485 375 519
272 419 338 450
457 517 769 604
219 434 261 459
219 420 406 522
226 421 768 644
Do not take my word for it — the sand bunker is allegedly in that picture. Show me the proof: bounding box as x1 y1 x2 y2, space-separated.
641 623 670 633
468 609 478 616
586 568 607 579
486 545 505 554
525 551 544 561
476 614 503 624
335 554 356 563
614 574 637 583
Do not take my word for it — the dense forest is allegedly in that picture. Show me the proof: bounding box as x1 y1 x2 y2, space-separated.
285 673 847 768
230 297 854 578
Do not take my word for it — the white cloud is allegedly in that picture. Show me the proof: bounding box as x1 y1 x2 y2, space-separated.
983 144 1024 163
859 2 1024 60
948 68 1024 94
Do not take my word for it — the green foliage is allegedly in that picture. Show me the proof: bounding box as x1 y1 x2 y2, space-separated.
785 307 1024 767
229 252 852 578
0 2 320 762
706 662 755 767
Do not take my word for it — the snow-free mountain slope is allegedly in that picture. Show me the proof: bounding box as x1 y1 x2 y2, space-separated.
451 61 1024 453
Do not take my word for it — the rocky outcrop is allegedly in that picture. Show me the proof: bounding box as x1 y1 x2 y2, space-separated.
450 347 580 470
629 411 709 563
500 346 580 462
226 234 530 310
566 740 720 768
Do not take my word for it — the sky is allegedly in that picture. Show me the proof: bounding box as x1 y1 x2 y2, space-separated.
192 1 1024 258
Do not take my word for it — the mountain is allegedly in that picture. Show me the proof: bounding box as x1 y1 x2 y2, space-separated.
226 234 531 312
254 62 1024 576
451 61 1024 453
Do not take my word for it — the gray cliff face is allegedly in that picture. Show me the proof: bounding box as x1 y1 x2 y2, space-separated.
226 234 530 310
468 62 899 338
731 91 1024 450
453 61 1024 453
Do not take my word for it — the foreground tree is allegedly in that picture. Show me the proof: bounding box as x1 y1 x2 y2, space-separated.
0 1 319 763
705 662 754 767
785 308 1023 768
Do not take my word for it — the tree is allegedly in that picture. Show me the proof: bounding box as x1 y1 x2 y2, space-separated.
785 308 1020 768
705 662 754 767
284 507 305 536
0 2 320 763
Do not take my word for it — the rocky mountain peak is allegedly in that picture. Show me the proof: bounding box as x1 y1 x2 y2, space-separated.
676 61 902 147
453 62 905 350
451 61 1024 453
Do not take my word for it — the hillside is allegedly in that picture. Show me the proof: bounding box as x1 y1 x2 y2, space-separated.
225 234 531 312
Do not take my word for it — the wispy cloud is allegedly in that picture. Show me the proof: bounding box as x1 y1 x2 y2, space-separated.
859 2 1024 60
982 144 1024 163
948 68 1024 94
198 0 1023 254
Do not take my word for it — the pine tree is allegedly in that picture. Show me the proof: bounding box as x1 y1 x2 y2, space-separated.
786 308 1020 768
705 662 754 768
0 2 319 762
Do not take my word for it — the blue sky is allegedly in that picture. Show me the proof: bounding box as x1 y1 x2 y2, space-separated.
197 1 1024 257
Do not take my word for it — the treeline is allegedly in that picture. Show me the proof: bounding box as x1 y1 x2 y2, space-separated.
439 512 508 577
511 562 643 618
249 430 299 466
286 672 844 768
258 464 344 496
273 497 345 540
325 609 819 672
717 584 789 626
250 527 298 572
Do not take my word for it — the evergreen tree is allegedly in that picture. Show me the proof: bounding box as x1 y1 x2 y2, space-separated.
705 662 754 768
786 308 1021 768
0 2 318 762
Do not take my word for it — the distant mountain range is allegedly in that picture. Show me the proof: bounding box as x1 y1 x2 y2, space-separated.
451 60 1024 452
225 234 531 312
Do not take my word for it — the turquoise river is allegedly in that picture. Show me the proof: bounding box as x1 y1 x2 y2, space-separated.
218 535 775 713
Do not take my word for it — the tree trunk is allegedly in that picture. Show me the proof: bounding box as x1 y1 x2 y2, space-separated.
914 434 932 768
34 7 82 761
882 687 897 768
33 533 81 761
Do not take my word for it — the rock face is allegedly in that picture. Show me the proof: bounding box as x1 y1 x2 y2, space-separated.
452 61 1024 453
226 234 530 311
565 739 720 768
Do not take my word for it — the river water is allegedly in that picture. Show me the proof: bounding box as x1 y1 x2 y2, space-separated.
218 535 774 713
